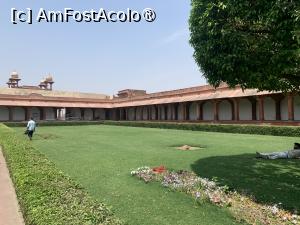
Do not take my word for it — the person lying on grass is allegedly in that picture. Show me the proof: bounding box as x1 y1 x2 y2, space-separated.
256 143 300 159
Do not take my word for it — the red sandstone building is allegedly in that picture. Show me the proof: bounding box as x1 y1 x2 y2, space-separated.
0 72 299 125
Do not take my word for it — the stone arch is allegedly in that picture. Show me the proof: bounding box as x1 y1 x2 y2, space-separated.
12 107 25 121
264 97 276 120
202 101 214 121
189 102 198 121
239 98 252 120
218 100 232 120
0 106 9 121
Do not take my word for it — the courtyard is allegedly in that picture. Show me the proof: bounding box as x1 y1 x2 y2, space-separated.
14 125 300 225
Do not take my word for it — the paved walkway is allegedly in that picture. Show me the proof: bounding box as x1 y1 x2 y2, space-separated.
0 148 25 225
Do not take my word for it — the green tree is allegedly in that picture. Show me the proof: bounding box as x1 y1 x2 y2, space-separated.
189 0 300 92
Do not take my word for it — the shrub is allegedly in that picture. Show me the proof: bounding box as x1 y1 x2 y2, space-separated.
104 121 300 137
0 124 122 225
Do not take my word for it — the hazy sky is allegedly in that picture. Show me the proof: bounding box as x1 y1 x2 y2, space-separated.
0 1 206 95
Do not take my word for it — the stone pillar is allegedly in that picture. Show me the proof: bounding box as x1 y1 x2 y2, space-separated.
197 102 203 121
53 108 58 120
8 107 13 121
164 105 168 120
271 95 284 121
288 94 294 121
158 106 161 120
213 100 219 122
125 108 129 120
148 107 151 120
248 97 257 121
181 103 186 121
92 109 96 120
174 104 178 120
186 103 191 121
233 98 239 121
258 96 264 121
40 108 46 120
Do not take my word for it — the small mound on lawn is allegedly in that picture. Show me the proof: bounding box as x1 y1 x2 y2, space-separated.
176 145 204 151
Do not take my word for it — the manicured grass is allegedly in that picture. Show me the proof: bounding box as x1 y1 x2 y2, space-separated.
15 125 300 224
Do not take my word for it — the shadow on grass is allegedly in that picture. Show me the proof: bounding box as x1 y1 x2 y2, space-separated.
191 154 300 212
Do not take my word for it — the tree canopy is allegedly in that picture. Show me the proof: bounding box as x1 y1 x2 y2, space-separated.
189 0 300 92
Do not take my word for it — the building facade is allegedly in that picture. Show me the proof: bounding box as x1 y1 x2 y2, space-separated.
0 73 299 125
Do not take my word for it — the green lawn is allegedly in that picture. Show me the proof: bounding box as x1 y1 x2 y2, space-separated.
15 125 300 225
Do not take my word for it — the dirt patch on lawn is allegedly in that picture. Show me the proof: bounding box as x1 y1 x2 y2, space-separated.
175 145 204 151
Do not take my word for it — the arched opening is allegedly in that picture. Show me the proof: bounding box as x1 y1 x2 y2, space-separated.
12 107 25 121
264 97 276 120
189 102 198 121
280 96 289 121
177 104 185 120
142 107 148 120
0 107 9 121
218 100 232 120
45 108 55 120
83 109 93 121
202 101 214 121
94 109 106 120
239 99 252 120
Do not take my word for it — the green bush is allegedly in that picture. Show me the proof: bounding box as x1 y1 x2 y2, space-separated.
104 121 300 137
0 124 122 225
4 121 104 127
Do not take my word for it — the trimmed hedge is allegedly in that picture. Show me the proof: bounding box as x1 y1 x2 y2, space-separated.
104 121 300 137
0 124 122 225
4 121 104 127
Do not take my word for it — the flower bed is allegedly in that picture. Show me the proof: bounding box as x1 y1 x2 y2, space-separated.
131 166 299 225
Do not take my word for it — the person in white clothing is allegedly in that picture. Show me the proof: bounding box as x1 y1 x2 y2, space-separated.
26 117 36 140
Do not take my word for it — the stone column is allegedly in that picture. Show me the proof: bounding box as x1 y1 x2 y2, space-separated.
125 108 129 120
40 107 46 120
92 109 96 121
197 102 203 121
185 103 191 121
164 105 168 120
8 107 13 121
233 98 240 121
213 100 219 122
174 104 178 121
247 97 257 121
148 107 151 120
258 96 264 121
181 103 186 121
288 94 294 121
53 108 58 120
158 106 161 120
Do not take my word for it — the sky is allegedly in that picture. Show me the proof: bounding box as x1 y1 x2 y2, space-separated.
0 1 206 95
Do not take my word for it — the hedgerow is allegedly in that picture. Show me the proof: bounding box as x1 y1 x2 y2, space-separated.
4 121 104 127
103 121 300 137
0 124 122 225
